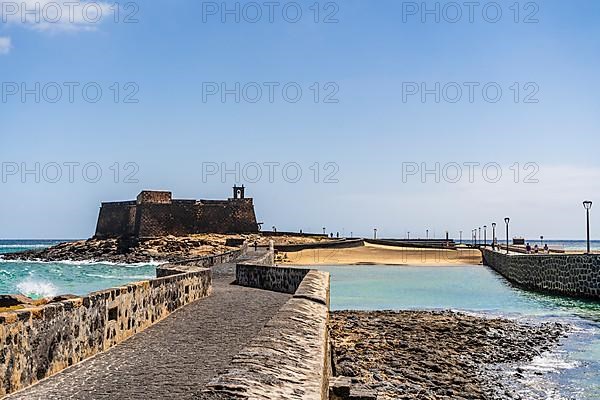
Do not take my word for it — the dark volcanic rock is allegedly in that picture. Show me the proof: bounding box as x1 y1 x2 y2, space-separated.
1 236 237 264
0 294 35 308
330 310 567 400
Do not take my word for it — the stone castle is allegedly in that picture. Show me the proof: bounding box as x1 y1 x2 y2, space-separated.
94 186 259 238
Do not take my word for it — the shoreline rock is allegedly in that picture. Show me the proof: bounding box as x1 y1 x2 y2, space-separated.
2 234 333 264
330 310 567 400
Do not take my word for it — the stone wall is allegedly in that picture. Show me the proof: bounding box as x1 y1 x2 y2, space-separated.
95 201 137 238
0 267 211 396
275 238 364 253
482 248 600 300
204 267 331 400
236 264 310 294
156 244 248 277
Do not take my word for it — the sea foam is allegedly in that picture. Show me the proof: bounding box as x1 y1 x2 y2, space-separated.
16 279 58 299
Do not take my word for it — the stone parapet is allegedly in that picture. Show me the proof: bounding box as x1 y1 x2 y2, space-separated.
0 266 211 396
204 264 331 399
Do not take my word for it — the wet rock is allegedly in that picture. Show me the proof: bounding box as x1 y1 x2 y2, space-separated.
330 310 568 400
0 294 34 308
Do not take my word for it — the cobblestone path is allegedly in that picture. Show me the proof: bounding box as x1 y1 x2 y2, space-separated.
7 255 290 400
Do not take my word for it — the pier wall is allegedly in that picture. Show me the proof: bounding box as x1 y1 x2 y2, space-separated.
205 264 331 399
275 238 364 253
482 248 600 300
0 265 211 396
156 244 248 277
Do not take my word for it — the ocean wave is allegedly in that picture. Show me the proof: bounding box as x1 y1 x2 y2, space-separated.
0 258 163 267
0 244 51 249
16 278 58 299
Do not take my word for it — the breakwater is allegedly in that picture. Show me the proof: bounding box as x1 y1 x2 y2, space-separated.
0 258 216 396
482 248 600 300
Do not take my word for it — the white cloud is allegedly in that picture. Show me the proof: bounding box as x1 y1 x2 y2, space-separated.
0 1 114 32
0 36 11 54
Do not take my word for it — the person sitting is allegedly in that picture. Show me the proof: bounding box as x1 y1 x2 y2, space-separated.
534 244 539 253
526 243 532 253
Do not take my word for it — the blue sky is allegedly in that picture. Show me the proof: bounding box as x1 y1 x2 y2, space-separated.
1 0 599 239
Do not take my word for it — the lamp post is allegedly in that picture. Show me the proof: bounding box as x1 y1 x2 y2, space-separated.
504 217 510 254
540 235 544 247
483 225 487 247
426 229 429 240
408 231 410 240
492 223 497 249
322 227 326 235
478 227 481 246
459 231 462 244
374 228 378 240
584 201 593 254
472 229 476 246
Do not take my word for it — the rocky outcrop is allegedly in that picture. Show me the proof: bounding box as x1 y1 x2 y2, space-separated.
2 235 238 263
330 311 567 400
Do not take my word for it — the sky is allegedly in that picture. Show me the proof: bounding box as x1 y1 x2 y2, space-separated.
1 0 599 239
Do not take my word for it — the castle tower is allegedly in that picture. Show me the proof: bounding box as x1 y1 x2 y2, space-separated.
233 185 245 199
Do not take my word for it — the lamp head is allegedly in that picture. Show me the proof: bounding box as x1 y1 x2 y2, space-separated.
504 217 510 224
583 201 593 210
492 222 496 228
484 225 487 229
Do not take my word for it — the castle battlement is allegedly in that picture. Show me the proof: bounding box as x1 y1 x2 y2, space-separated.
95 186 259 238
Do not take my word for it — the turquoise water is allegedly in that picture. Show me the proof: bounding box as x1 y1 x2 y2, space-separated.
0 240 156 298
314 264 600 399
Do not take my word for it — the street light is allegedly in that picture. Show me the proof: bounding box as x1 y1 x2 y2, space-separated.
540 235 544 247
459 230 463 244
322 227 326 235
492 223 497 249
483 225 487 247
426 229 429 239
504 217 510 254
374 228 378 240
408 231 410 240
478 227 481 246
584 201 593 254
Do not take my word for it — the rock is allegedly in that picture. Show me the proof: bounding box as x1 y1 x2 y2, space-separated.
330 310 568 400
48 295 79 303
0 294 34 308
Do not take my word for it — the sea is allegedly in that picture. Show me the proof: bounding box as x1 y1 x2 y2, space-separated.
0 240 157 298
1 239 600 398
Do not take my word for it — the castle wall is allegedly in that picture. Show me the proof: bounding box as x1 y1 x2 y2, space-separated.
94 201 136 239
134 202 198 238
94 194 259 239
136 191 172 204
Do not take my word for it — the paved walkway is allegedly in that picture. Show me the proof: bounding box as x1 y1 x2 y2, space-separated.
7 253 290 400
